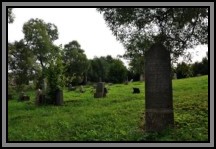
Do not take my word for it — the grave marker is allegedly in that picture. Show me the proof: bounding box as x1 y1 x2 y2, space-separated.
145 43 174 132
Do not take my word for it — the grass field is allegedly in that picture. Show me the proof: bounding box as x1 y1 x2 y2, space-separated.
8 75 208 141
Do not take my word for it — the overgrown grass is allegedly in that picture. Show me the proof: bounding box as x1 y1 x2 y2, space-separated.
8 75 208 141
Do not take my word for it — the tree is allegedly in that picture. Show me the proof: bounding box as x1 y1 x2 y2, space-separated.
8 40 35 87
97 8 208 58
176 62 193 79
23 18 59 88
191 55 208 76
108 59 128 83
87 57 109 82
63 41 89 85
98 8 208 132
46 45 65 104
8 8 15 23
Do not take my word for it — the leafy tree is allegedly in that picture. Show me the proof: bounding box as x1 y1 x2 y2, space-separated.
22 18 59 90
46 45 65 104
97 8 208 58
63 40 89 85
176 62 193 79
23 18 58 73
108 59 128 83
8 8 15 23
88 56 128 83
8 40 35 86
87 56 109 82
191 55 208 76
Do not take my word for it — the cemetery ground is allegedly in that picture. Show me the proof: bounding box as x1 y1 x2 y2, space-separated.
8 75 208 141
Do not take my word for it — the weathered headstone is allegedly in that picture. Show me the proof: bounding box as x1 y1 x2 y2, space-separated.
133 88 140 94
79 85 85 93
104 87 108 97
140 74 145 81
145 43 174 132
35 89 44 105
29 80 34 85
124 77 129 85
68 84 76 91
55 89 63 105
173 73 177 79
94 82 105 98
18 91 30 101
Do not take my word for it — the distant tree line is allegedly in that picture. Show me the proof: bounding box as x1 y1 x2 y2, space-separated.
172 52 208 79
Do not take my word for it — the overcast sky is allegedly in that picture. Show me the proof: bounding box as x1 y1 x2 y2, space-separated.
8 8 208 67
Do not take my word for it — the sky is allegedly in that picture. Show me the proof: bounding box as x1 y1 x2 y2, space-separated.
8 8 208 67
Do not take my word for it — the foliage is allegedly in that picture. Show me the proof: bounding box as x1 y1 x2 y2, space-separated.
87 55 128 83
97 8 208 77
46 46 65 104
8 40 36 86
175 62 193 79
88 56 110 82
8 8 15 23
191 57 208 76
23 18 58 72
62 41 89 86
97 8 208 57
108 59 128 83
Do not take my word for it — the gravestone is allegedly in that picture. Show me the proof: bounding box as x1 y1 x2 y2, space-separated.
79 85 85 93
133 88 140 93
140 74 145 81
55 89 63 105
68 84 76 91
104 87 108 97
18 91 30 101
173 73 177 79
145 43 174 132
94 82 105 98
35 89 44 105
124 77 129 85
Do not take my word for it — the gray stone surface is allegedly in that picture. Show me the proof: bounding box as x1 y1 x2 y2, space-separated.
145 43 174 132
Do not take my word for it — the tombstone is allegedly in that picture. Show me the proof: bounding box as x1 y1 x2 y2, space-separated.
108 83 113 86
124 77 129 85
133 88 140 94
68 84 76 91
29 80 34 85
94 82 105 98
103 87 108 97
55 89 63 105
35 89 44 105
79 85 85 93
130 79 133 83
173 73 177 79
145 43 174 132
18 91 30 101
140 74 145 81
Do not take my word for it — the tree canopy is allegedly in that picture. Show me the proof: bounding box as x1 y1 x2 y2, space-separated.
97 8 208 60
23 18 59 71
8 8 15 23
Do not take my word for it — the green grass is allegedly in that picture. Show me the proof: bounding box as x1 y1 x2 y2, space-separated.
8 75 208 141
